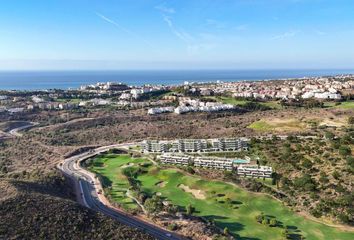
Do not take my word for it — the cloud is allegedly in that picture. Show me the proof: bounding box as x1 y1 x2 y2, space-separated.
95 12 155 48
157 6 217 55
95 12 132 35
271 30 299 40
155 4 175 14
162 15 194 43
205 19 226 29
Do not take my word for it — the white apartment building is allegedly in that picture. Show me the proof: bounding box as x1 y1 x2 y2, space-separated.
142 140 167 153
194 157 233 171
237 165 273 178
148 107 174 115
159 154 192 165
159 154 271 175
172 139 208 152
212 138 248 151
119 93 132 100
314 92 341 99
32 96 45 103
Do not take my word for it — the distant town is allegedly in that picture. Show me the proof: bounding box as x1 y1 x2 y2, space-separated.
0 74 353 116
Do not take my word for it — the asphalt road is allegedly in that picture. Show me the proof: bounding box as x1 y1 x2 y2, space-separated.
60 144 183 240
7 122 37 137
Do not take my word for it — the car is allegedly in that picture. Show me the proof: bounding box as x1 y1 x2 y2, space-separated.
165 233 171 237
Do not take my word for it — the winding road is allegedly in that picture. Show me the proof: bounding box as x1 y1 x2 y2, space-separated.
6 122 38 137
58 144 183 240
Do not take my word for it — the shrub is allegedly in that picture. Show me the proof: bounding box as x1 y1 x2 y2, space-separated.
339 146 351 157
269 218 277 227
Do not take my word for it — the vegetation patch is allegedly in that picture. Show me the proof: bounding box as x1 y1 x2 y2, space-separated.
248 118 308 132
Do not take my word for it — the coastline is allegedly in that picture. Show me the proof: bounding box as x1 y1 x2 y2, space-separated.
1 69 354 90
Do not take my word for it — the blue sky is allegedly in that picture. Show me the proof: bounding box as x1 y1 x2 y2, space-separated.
1 0 354 70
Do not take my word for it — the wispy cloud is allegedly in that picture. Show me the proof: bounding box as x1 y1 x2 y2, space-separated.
155 4 175 14
156 5 216 55
205 19 226 29
95 12 154 48
162 15 194 43
95 12 132 35
271 30 299 40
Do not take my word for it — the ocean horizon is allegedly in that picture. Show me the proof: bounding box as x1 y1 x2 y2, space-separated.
0 69 353 91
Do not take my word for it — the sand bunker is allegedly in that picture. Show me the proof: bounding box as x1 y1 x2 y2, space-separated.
155 181 166 188
178 184 206 200
121 163 134 169
319 118 346 128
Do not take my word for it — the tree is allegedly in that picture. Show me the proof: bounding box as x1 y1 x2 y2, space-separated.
185 204 194 215
324 131 334 140
223 227 229 235
262 218 269 225
332 170 340 180
269 218 277 227
271 173 277 185
294 174 316 191
346 156 354 168
348 116 354 125
282 229 289 239
339 146 351 157
255 212 264 223
186 166 195 174
319 172 329 184
144 195 163 214
302 159 313 169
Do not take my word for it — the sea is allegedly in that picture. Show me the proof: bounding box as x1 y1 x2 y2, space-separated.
0 69 353 90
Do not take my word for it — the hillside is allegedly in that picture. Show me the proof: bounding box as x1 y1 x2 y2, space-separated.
0 172 155 240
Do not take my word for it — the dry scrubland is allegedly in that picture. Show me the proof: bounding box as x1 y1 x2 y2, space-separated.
23 107 350 149
251 136 354 225
0 171 154 240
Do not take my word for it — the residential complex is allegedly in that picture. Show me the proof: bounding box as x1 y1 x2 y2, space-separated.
158 154 271 177
212 138 248 151
142 140 168 153
79 82 129 91
142 138 248 153
172 139 208 152
237 165 273 178
148 98 235 115
194 156 234 171
148 106 174 115
211 75 354 100
160 154 192 166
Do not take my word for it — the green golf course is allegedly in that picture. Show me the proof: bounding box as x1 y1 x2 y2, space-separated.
88 154 354 240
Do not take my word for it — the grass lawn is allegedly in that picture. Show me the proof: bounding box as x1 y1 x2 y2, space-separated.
248 118 308 132
89 154 353 240
324 101 354 109
56 98 82 103
88 154 147 210
336 101 354 109
260 101 282 109
248 120 274 131
204 96 249 105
